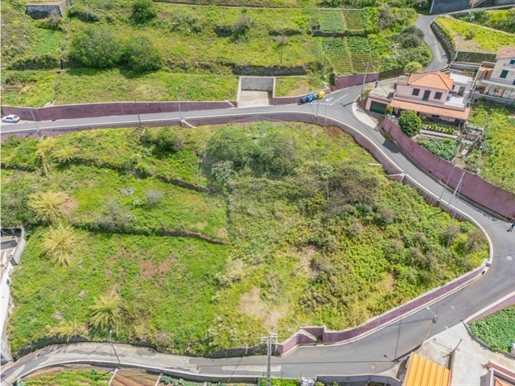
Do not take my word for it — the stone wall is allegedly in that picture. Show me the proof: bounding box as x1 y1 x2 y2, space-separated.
383 117 515 219
333 72 379 90
430 21 455 62
456 51 496 64
26 2 65 19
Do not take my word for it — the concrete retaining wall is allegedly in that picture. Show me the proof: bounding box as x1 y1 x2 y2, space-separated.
240 77 274 91
450 62 480 71
472 91 515 106
1 101 237 121
333 72 379 90
383 117 515 219
430 0 470 14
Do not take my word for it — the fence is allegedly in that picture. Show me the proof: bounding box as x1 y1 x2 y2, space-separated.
333 72 379 90
382 117 515 219
1 101 237 122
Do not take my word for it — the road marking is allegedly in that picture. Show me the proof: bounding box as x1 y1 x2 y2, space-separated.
222 365 281 372
330 93 348 105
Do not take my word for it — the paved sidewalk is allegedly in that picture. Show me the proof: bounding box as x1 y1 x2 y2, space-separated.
415 292 515 386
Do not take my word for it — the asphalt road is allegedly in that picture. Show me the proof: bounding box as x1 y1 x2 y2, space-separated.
415 15 448 72
2 87 514 383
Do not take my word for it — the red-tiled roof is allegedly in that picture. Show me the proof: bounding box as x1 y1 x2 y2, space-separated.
408 72 453 91
496 46 515 60
390 99 470 120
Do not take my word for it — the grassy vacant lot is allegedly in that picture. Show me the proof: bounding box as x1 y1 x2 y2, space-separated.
469 306 515 352
1 0 431 107
465 105 515 193
435 16 515 53
2 123 487 355
25 369 111 385
453 8 515 34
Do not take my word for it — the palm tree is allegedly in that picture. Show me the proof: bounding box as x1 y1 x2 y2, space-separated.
28 190 70 224
36 137 56 175
53 146 79 164
89 290 121 330
41 224 77 265
49 319 88 341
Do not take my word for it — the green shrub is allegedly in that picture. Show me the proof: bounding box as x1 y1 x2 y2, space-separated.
67 5 102 22
131 0 157 24
398 110 421 137
123 36 162 72
69 27 123 69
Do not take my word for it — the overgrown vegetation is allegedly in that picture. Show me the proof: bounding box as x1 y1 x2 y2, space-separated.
1 1 432 106
25 369 111 385
434 16 515 53
416 138 458 161
3 123 487 356
469 306 515 352
453 8 515 34
465 105 515 193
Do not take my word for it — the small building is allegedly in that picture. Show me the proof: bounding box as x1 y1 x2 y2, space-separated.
475 46 515 103
390 71 472 124
403 353 451 386
365 78 396 114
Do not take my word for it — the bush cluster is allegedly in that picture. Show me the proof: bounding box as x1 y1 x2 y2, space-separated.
398 110 422 137
69 27 162 71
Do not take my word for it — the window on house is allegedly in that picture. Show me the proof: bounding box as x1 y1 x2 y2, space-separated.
412 88 420 96
510 59 515 65
500 70 508 79
434 92 442 100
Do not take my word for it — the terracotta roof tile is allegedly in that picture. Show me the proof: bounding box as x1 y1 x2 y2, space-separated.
408 72 453 91
390 99 470 120
496 46 515 60
404 353 451 386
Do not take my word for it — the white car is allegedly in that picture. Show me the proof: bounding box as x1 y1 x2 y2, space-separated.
2 115 21 123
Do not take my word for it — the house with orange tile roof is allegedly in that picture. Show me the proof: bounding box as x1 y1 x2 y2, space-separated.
389 71 473 124
475 46 515 103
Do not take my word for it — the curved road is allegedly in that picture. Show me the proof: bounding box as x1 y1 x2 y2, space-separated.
416 15 448 71
1 88 514 383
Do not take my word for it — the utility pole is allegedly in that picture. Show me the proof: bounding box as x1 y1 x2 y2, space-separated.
176 86 183 123
28 106 40 137
261 333 278 386
360 62 369 101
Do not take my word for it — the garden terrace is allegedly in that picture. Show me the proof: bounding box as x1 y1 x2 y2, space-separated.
1 1 430 107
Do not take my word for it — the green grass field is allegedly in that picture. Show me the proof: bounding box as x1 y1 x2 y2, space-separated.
3 122 488 355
